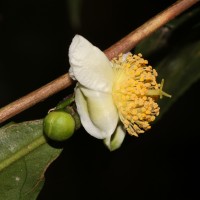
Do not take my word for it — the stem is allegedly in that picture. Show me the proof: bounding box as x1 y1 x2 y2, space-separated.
104 0 199 59
56 95 75 110
0 136 46 172
0 74 73 123
0 0 198 124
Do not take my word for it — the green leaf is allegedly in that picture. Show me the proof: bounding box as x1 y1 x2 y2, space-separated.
156 39 200 119
135 6 200 119
0 120 63 200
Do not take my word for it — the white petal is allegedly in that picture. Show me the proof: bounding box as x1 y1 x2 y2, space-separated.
104 124 126 151
75 85 118 139
69 35 113 92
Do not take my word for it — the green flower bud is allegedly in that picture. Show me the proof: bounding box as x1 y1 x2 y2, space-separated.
43 111 75 141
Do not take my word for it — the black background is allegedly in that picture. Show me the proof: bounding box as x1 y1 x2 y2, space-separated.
0 1 200 199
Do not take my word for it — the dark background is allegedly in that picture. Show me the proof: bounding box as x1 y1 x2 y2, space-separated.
0 0 200 199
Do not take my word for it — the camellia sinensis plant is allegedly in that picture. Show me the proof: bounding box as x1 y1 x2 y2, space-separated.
1 2 199 199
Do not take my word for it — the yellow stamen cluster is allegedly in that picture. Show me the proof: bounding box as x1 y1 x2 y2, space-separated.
111 53 171 137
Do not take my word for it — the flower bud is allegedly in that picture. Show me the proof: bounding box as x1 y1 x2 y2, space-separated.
43 111 75 141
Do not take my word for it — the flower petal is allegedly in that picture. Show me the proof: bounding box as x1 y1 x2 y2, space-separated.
75 85 118 139
69 35 113 92
104 123 126 151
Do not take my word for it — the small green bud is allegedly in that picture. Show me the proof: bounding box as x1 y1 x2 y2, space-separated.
43 111 75 141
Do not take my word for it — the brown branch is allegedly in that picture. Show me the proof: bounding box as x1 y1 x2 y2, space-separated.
0 0 198 124
0 74 73 123
105 0 199 59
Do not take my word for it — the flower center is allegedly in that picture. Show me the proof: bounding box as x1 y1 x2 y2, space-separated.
111 53 171 137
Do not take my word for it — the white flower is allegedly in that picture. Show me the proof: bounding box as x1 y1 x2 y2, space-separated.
68 35 171 151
